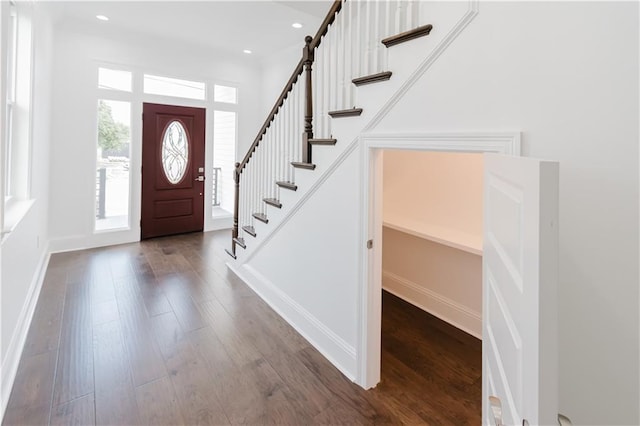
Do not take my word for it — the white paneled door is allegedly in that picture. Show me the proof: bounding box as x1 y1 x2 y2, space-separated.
483 154 559 426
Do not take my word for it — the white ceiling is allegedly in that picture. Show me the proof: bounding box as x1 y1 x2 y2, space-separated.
42 1 333 59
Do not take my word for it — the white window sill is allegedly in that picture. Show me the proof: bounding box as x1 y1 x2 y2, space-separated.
2 198 35 243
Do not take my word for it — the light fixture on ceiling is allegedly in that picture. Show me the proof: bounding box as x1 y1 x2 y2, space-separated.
96 15 109 21
243 49 252 54
292 22 303 29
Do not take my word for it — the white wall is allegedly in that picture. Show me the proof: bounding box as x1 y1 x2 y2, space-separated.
382 151 483 337
48 20 264 251
240 1 638 424
373 2 639 424
383 150 483 242
382 227 482 336
260 42 302 120
0 3 53 417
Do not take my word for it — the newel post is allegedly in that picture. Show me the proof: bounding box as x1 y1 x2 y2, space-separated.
231 162 241 255
302 35 314 164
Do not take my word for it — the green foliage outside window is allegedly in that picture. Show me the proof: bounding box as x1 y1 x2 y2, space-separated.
98 100 129 152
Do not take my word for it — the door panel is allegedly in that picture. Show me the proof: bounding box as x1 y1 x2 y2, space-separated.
483 154 559 426
141 103 205 239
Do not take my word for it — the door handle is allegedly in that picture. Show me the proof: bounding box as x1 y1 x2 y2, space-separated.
195 176 205 182
489 396 503 426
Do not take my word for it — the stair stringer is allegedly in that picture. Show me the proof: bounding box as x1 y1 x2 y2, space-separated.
228 0 479 383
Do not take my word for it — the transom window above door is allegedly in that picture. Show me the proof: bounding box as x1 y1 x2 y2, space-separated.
144 74 206 100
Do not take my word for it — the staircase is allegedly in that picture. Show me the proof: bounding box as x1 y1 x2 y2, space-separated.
227 0 434 259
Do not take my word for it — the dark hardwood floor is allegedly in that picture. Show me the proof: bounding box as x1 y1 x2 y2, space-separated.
3 231 480 425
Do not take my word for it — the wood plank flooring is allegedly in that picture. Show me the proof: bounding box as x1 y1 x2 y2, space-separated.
3 231 480 425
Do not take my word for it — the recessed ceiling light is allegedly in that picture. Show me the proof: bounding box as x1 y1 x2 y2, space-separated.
96 15 109 21
292 22 303 29
243 49 252 54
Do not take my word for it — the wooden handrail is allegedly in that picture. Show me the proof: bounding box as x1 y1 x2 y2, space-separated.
238 58 303 170
310 0 344 50
230 0 344 257
238 0 343 171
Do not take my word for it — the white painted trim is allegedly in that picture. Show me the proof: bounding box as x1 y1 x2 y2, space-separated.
227 262 357 381
49 232 138 253
357 131 521 389
383 270 482 339
361 132 521 155
0 243 50 420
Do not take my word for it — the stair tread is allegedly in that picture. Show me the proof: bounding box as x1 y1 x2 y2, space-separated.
309 138 337 145
252 212 269 224
382 24 433 48
276 181 298 191
233 237 246 249
328 108 363 118
352 71 392 86
225 248 237 259
242 225 256 237
263 198 282 209
291 162 316 170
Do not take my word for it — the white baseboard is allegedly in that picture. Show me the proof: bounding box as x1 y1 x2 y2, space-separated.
227 262 357 380
208 216 233 231
49 233 138 253
1 244 51 420
382 270 482 339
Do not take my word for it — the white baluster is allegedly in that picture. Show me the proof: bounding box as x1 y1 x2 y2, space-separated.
334 12 342 110
346 0 353 108
312 48 319 142
395 0 403 33
287 90 292 182
384 0 391 39
276 100 291 185
406 1 413 31
382 0 391 72
320 42 325 136
365 0 371 76
244 167 249 228
323 33 330 137
294 82 299 172
374 0 381 73
271 117 275 200
264 132 269 205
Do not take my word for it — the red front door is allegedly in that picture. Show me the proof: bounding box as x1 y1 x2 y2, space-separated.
141 103 205 239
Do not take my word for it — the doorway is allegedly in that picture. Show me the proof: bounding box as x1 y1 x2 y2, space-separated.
358 132 560 425
141 103 206 239
380 149 484 422
357 132 521 390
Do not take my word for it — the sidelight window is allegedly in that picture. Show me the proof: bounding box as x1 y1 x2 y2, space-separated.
95 99 131 231
212 110 237 217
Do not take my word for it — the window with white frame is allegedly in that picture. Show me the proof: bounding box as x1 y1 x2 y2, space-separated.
212 110 237 216
143 74 206 100
95 67 132 231
212 84 238 218
4 2 18 201
3 0 33 214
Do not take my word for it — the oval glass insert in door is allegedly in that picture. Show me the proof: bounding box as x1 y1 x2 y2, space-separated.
161 120 189 184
